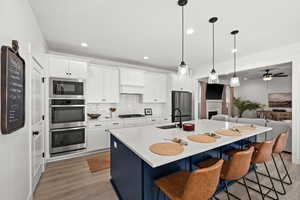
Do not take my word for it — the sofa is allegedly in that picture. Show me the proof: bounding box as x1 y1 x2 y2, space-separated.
211 114 292 152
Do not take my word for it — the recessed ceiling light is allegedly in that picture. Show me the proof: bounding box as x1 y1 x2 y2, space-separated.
143 56 149 60
81 42 88 47
186 28 195 35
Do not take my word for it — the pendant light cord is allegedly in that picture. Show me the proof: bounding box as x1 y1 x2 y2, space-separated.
234 34 236 75
212 22 215 70
181 6 184 63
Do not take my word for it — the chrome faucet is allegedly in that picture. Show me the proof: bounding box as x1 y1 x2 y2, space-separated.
173 108 183 128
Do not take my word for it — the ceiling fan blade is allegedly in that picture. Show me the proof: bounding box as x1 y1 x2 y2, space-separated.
272 72 284 76
274 74 288 77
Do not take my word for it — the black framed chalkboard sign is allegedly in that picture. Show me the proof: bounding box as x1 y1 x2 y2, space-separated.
1 40 25 134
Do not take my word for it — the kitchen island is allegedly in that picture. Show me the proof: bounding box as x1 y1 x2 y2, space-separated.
109 119 272 200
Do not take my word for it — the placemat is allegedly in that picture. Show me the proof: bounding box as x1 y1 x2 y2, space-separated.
187 134 216 143
149 142 184 156
215 129 241 136
233 125 256 131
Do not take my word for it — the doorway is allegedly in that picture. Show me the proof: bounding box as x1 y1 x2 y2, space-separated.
31 57 46 191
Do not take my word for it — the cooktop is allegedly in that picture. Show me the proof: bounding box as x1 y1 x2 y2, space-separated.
118 114 145 118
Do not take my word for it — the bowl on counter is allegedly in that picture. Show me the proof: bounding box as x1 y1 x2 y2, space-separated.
87 113 101 119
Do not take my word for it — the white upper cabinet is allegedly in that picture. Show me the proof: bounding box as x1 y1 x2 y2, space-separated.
102 67 120 102
143 72 167 103
170 73 193 92
48 56 69 77
48 55 87 79
68 60 88 78
87 65 119 103
119 68 145 86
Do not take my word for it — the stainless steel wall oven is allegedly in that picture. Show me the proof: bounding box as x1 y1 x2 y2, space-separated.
50 99 86 129
50 127 86 154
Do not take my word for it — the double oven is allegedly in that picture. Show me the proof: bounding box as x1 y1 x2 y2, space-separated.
49 78 87 155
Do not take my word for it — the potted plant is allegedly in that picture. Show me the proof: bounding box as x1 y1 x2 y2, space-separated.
233 97 261 118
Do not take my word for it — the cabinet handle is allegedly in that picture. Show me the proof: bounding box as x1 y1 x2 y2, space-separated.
151 119 156 121
102 99 106 101
112 122 120 125
33 131 39 136
95 124 102 127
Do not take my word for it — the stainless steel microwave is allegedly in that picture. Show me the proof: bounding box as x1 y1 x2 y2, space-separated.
50 78 85 99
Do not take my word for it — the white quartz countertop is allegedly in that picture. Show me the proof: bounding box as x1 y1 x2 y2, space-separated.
109 119 272 168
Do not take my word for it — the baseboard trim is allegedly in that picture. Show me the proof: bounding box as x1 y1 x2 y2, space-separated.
46 148 110 163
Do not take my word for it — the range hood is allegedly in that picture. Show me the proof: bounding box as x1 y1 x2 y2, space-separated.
119 68 145 94
120 85 144 94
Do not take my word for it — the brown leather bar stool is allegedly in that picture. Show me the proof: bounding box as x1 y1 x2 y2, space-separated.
197 146 254 200
154 159 224 200
256 132 292 195
243 138 279 200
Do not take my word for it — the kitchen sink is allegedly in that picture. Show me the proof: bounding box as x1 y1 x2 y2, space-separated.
157 124 178 129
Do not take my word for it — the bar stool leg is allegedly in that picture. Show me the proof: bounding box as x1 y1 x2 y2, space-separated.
156 187 160 200
254 168 265 200
242 177 251 200
272 154 286 194
264 162 279 200
279 153 293 185
224 181 231 200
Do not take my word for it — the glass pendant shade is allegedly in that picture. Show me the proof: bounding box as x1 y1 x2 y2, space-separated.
208 68 219 84
177 61 190 78
230 75 240 87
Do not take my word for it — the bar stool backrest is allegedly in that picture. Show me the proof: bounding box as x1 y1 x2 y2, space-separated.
182 159 224 200
273 132 288 153
252 138 276 163
221 146 254 180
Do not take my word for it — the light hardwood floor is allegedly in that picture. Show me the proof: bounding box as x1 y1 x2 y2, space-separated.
34 153 300 200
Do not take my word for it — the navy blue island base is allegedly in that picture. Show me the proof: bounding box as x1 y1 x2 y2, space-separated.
110 135 256 200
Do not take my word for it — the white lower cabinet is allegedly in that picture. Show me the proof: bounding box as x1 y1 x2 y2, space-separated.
87 122 109 151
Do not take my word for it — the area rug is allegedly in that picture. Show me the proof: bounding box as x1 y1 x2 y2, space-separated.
86 152 110 173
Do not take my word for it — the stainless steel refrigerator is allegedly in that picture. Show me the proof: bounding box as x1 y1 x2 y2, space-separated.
172 91 192 123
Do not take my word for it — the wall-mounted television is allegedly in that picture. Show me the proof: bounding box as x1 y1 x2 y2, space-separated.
268 93 292 108
206 84 224 100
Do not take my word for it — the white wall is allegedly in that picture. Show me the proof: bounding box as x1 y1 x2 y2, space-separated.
0 1 46 200
236 76 292 108
193 43 300 164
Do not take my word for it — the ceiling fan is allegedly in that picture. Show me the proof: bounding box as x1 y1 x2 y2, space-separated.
262 69 288 81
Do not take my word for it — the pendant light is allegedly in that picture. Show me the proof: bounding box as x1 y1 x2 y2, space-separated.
177 0 190 78
208 17 219 84
230 30 240 87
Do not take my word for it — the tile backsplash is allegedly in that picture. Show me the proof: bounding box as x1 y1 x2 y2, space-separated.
87 94 169 118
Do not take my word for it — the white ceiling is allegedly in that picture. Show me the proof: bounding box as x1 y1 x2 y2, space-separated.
29 0 300 70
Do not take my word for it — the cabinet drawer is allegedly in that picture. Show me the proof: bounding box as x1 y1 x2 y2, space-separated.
106 121 124 129
87 121 107 129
